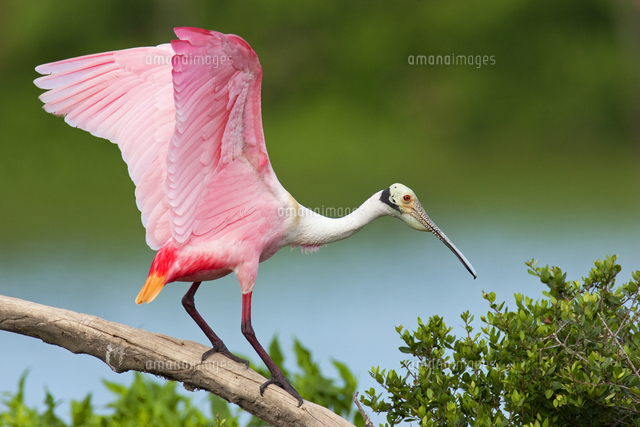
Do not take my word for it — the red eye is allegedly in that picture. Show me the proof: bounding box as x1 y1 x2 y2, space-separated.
403 195 411 202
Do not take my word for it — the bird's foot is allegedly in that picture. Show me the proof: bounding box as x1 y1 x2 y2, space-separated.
260 371 303 407
202 345 250 368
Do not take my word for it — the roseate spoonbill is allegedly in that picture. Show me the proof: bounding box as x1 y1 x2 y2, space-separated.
34 27 476 405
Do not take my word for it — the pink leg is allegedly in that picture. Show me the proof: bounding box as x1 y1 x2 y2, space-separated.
241 292 303 406
182 281 248 366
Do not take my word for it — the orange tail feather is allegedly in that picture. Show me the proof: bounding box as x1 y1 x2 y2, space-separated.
135 273 167 304
137 244 176 304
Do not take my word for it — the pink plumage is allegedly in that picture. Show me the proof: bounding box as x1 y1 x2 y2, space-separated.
34 27 477 406
35 43 176 249
35 28 291 295
35 28 306 403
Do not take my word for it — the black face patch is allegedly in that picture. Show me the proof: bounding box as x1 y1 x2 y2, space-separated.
380 187 400 211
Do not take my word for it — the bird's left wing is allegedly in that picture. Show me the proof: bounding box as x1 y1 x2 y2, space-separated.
166 28 286 247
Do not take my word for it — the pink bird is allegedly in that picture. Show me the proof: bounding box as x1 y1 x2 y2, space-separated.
34 27 476 405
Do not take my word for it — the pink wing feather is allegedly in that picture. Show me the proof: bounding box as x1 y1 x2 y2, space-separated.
167 28 280 246
35 28 286 251
35 44 175 249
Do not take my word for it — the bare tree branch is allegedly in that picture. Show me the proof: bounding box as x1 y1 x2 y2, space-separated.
0 295 355 427
352 393 374 427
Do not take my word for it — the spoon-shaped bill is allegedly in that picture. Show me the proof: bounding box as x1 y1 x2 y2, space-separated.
433 227 477 279
412 204 477 279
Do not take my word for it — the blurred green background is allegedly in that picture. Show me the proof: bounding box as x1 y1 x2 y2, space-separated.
1 0 639 248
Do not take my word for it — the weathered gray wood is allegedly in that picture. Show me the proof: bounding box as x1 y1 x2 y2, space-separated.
0 295 355 427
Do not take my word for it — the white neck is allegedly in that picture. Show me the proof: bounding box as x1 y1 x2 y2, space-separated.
287 191 391 247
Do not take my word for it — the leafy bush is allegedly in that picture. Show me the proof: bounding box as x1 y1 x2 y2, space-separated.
362 256 640 426
0 337 363 427
0 371 207 427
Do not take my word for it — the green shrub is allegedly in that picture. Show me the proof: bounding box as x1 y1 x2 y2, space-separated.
362 256 640 426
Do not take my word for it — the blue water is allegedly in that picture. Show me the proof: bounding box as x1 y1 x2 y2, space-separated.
1 212 639 424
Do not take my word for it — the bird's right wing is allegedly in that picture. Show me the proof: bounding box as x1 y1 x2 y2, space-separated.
34 44 176 249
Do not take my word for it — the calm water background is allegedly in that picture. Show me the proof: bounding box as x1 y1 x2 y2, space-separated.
2 212 639 424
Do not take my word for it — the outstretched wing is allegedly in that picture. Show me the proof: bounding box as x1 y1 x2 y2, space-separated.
34 43 175 249
35 28 286 250
166 28 284 247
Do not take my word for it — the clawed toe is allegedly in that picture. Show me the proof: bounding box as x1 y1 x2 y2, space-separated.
260 374 303 407
201 347 250 368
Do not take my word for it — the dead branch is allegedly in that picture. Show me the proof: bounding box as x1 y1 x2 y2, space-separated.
0 295 355 427
352 392 374 427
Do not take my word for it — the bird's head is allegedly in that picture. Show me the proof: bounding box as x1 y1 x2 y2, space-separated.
380 183 477 279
